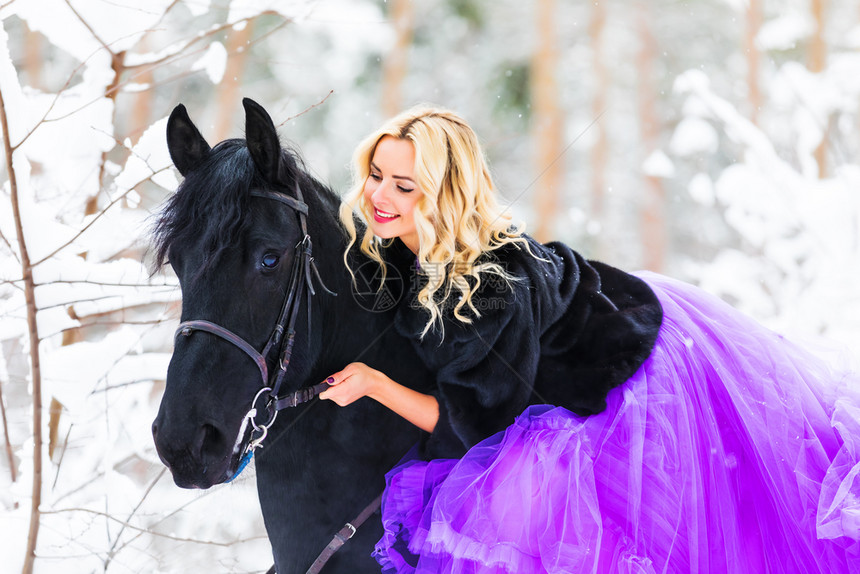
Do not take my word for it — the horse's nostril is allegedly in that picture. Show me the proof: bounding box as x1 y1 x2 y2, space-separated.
198 423 227 459
151 421 159 439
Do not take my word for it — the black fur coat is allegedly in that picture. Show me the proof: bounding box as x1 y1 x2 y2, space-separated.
385 236 663 460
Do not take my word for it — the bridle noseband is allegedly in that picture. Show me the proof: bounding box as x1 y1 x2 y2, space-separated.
173 183 336 464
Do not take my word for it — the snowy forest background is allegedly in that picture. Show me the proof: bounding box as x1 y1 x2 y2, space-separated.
1 0 859 572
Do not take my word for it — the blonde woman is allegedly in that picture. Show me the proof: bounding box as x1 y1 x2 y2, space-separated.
321 107 859 573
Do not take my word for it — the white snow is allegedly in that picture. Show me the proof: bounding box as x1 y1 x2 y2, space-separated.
192 41 228 85
669 116 719 157
115 116 178 193
687 172 716 207
757 12 813 51
672 64 860 349
8 0 176 62
641 149 675 178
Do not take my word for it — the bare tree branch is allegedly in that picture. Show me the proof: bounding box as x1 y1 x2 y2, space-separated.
1 72 44 574
125 11 289 72
90 322 166 398
103 468 166 569
152 0 182 29
9 42 96 151
52 467 107 506
3 7 294 152
4 22 156 182
278 90 335 127
0 224 21 264
40 318 173 343
245 14 292 46
41 14 292 126
63 0 111 53
89 379 165 395
41 508 268 547
36 279 177 288
0 376 16 482
34 288 177 312
31 168 170 267
0 287 177 325
50 423 72 491
5 15 247 151
0 278 25 291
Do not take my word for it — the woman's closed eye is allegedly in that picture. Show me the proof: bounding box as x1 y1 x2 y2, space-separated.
370 171 413 193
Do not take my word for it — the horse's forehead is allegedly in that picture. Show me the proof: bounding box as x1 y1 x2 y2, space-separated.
174 201 297 258
248 194 305 231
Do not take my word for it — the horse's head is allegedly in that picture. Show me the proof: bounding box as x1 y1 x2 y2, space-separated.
152 99 317 488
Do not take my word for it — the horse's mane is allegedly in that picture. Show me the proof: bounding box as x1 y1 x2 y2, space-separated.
152 138 335 273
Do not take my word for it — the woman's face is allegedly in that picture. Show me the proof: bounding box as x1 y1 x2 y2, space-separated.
363 136 422 253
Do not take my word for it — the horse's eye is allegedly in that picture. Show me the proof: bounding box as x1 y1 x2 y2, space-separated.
261 253 280 269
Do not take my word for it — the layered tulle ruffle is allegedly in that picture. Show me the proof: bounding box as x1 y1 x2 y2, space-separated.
373 272 860 573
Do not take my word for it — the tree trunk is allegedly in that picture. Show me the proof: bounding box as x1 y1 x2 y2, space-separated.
130 36 154 145
809 0 828 177
589 0 609 252
86 50 126 216
215 21 255 142
746 0 763 125
0 83 44 574
531 0 564 243
381 0 414 118
24 23 42 91
637 0 664 272
0 377 16 483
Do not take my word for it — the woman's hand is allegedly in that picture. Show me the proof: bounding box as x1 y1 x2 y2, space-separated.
319 362 385 407
320 362 439 433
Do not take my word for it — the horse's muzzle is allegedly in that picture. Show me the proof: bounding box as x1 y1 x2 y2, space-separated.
151 415 237 489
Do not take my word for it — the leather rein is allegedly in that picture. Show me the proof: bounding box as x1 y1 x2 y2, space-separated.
173 185 382 573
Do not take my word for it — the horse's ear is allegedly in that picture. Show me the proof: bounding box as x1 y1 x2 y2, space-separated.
166 104 211 177
243 98 283 185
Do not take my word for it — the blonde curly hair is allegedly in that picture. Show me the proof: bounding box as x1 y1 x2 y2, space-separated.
339 106 529 338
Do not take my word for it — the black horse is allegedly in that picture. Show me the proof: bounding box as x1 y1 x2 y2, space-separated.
151 98 434 572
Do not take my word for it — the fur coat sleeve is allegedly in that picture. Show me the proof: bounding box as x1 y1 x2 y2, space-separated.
391 236 663 460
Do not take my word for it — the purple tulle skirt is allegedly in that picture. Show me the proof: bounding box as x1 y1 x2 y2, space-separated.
373 272 860 573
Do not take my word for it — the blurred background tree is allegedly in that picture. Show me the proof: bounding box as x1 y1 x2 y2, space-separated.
1 1 858 572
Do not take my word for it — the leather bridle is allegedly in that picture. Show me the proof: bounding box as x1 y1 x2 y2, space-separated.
172 183 384 574
174 183 336 457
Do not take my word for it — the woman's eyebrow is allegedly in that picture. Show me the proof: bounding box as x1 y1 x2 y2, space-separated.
371 162 415 183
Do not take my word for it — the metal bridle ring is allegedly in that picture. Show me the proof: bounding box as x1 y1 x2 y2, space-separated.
248 386 278 433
